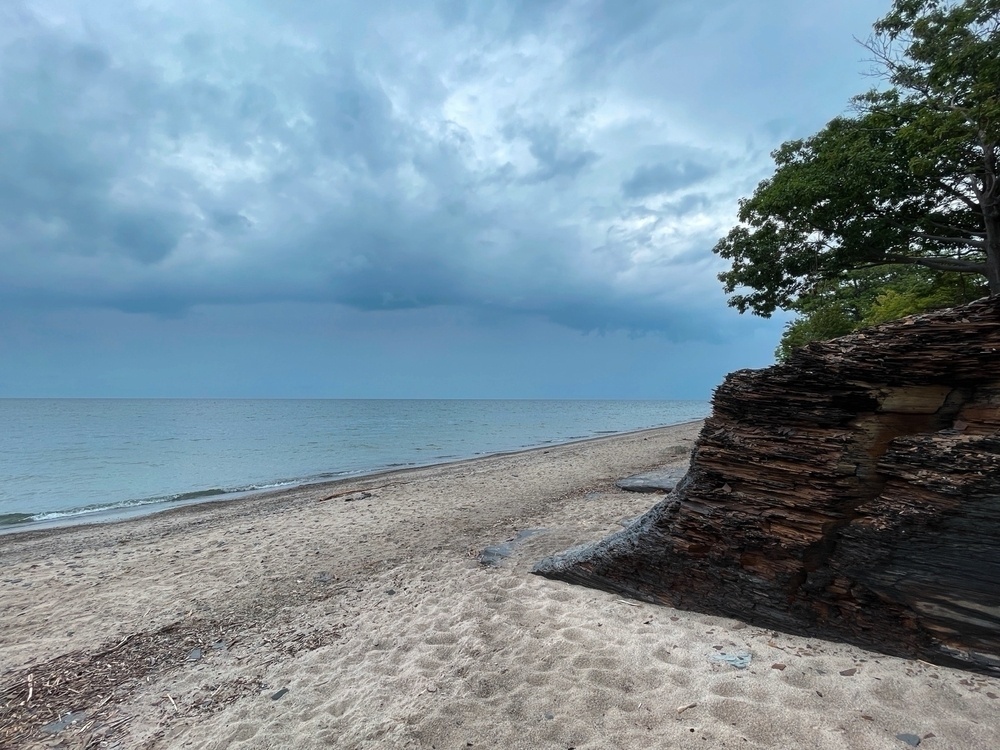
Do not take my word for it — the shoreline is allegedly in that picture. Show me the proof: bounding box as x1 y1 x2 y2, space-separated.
0 420 704 539
3 418 998 750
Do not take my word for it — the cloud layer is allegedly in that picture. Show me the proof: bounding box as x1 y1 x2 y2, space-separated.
2 0 888 345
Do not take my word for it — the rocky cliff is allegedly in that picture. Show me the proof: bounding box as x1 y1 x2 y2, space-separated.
533 297 1000 673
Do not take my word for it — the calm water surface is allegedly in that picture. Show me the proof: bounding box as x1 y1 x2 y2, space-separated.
0 399 708 530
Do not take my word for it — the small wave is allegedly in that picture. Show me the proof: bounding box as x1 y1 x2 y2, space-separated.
230 480 294 492
0 513 35 527
168 488 228 503
5 481 299 529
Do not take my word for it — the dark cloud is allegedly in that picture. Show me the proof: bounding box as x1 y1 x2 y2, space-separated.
210 211 253 231
544 298 728 343
621 160 715 199
110 212 182 264
661 193 711 216
0 0 890 349
501 118 599 183
308 65 405 173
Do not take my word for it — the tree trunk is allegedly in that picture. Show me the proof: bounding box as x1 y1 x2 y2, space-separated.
983 202 1000 294
981 140 1000 295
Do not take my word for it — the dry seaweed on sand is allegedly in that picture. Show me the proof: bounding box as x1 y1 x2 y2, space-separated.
0 618 235 748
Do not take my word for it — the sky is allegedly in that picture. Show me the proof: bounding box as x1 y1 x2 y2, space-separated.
1 0 893 398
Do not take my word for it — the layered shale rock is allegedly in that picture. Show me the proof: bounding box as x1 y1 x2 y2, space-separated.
533 297 1000 673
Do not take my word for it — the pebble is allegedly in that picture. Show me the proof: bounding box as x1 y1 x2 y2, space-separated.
896 733 921 747
711 651 751 669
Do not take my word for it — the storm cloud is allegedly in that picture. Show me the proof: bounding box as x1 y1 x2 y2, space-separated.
1 0 892 396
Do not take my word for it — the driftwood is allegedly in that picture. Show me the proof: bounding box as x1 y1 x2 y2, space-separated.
533 297 1000 673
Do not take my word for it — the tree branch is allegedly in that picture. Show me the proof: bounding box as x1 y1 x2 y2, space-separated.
880 254 987 274
910 232 986 248
925 219 986 238
930 177 981 213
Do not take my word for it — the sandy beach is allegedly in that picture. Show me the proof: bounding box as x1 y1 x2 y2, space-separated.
2 422 998 749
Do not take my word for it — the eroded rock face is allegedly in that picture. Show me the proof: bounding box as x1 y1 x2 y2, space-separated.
533 297 1000 673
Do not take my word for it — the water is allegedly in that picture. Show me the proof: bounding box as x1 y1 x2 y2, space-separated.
0 399 708 530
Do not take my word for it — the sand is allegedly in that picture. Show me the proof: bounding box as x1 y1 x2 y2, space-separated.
1 422 998 749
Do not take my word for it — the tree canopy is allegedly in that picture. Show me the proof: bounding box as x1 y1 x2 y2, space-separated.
714 0 1000 320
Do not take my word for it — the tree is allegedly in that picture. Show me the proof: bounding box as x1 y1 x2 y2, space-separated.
774 265 986 361
715 0 1000 318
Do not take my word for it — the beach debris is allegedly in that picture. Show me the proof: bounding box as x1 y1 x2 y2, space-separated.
896 733 921 747
187 648 203 662
616 599 641 607
676 702 697 714
271 687 289 700
839 668 858 677
711 651 751 669
342 491 372 503
771 663 787 671
318 486 383 502
425 683 438 693
0 615 264 746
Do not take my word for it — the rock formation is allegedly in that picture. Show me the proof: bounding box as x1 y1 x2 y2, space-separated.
533 297 1000 673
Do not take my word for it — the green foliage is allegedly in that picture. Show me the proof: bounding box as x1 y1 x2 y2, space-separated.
774 266 987 361
776 306 858 362
864 272 984 324
715 0 1000 326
